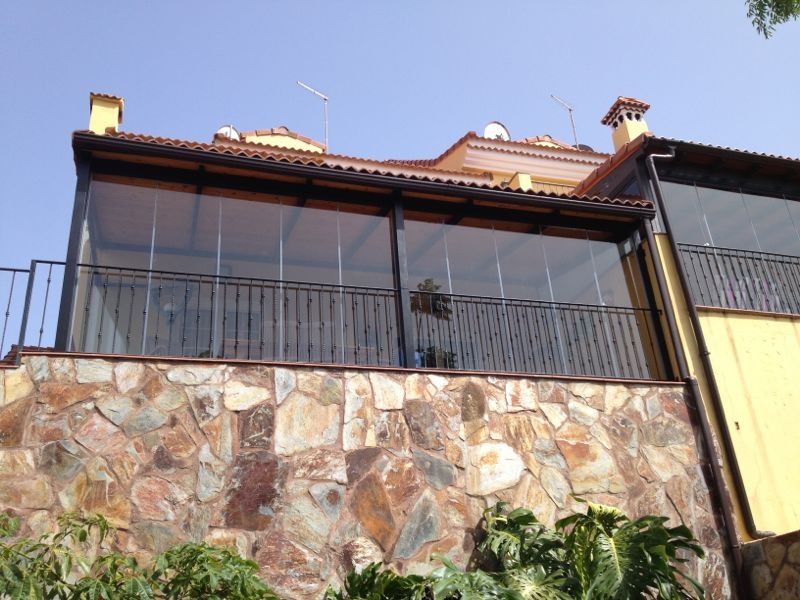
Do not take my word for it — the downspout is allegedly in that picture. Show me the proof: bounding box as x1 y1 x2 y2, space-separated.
645 148 771 540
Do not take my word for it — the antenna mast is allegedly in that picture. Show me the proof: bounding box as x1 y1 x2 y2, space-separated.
297 81 329 151
550 94 579 148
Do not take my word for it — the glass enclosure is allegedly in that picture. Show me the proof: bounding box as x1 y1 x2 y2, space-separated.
65 173 662 378
662 181 800 314
660 181 800 255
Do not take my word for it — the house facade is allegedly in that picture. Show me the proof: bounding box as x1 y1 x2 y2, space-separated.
1 93 798 597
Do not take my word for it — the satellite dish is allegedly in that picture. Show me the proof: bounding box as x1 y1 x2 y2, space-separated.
214 125 240 142
576 143 595 152
483 121 511 141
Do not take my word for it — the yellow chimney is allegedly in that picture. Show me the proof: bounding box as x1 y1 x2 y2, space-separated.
601 97 650 152
89 93 124 134
509 172 533 192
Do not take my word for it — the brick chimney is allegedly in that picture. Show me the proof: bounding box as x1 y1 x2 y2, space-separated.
601 97 650 152
88 93 124 134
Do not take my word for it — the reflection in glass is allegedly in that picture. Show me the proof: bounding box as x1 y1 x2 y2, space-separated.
660 182 709 246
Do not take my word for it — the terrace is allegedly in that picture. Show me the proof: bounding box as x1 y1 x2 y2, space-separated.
2 131 669 382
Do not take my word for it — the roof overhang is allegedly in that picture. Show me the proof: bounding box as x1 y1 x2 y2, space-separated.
72 131 655 220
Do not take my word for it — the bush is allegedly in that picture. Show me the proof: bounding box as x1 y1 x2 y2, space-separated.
0 511 278 599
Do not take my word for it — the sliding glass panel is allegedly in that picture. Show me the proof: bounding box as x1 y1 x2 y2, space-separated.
697 187 759 251
444 220 502 298
591 239 637 308
282 200 340 285
75 178 156 354
338 205 393 288
744 193 800 257
494 225 550 301
542 230 599 305
660 182 709 245
405 217 451 294
788 199 800 255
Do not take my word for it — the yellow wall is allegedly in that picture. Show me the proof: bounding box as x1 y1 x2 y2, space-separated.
653 234 753 541
699 309 800 535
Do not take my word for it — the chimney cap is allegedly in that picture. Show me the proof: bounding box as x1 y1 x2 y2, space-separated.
601 96 650 126
89 92 124 124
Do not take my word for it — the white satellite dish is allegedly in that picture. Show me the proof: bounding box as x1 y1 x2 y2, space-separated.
214 125 241 142
483 121 511 141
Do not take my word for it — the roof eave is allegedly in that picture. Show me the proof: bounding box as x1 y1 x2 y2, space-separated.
72 131 654 220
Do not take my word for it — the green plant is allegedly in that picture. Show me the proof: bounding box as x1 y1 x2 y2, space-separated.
322 562 428 600
0 511 279 600
557 500 704 599
153 542 278 600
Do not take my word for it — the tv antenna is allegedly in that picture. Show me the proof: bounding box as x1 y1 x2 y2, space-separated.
297 80 329 151
550 94 579 148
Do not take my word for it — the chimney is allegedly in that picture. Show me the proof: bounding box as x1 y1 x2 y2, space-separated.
601 97 650 152
88 92 124 134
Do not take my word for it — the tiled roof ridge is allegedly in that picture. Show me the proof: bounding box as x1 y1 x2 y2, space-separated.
79 129 652 210
385 131 609 168
90 92 123 102
238 126 325 150
101 130 491 182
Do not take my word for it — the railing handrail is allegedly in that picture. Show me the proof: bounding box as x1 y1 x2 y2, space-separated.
75 262 397 294
677 242 800 263
0 267 31 274
411 288 657 314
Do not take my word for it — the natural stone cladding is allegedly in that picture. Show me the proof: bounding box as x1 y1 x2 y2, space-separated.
0 356 730 598
743 529 800 599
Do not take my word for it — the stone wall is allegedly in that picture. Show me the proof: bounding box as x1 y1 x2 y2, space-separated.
0 355 730 598
744 530 800 599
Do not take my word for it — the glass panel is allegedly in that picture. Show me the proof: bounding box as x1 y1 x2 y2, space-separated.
494 225 550 301
338 205 394 288
219 193 282 280
84 178 156 269
744 193 800 257
788 199 800 254
542 230 599 305
697 187 759 250
282 201 340 285
660 182 708 245
444 220 502 297
405 218 451 294
590 239 637 308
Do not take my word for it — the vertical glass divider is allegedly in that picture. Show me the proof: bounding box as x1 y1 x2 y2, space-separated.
539 226 568 374
140 184 159 356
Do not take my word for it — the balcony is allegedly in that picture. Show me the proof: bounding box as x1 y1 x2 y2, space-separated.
677 243 800 315
2 260 664 381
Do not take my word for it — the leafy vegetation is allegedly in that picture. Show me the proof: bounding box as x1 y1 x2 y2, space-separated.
0 511 278 599
746 0 800 37
0 500 704 599
325 500 705 600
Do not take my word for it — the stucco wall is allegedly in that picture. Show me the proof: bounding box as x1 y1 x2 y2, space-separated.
699 310 800 536
0 355 729 598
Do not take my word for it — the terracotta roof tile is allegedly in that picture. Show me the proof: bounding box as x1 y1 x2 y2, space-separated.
572 133 652 196
238 126 326 150
86 130 652 210
386 132 609 168
601 97 651 126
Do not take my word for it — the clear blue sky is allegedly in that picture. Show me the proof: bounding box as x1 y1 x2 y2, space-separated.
1 0 799 267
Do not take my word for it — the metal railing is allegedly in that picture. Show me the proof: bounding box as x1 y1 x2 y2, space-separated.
1 267 30 361
5 261 666 380
677 243 800 315
410 290 663 380
70 264 400 366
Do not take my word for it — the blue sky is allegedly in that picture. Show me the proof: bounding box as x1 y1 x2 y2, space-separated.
1 0 799 267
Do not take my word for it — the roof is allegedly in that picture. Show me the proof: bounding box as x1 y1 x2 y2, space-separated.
516 134 575 149
646 136 800 165
239 126 325 150
386 131 609 168
601 97 651 125
76 129 652 211
572 133 652 196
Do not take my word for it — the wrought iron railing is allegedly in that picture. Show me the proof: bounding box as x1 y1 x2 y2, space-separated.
677 243 800 315
1 267 30 361
410 290 663 380
4 261 665 380
70 264 400 366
